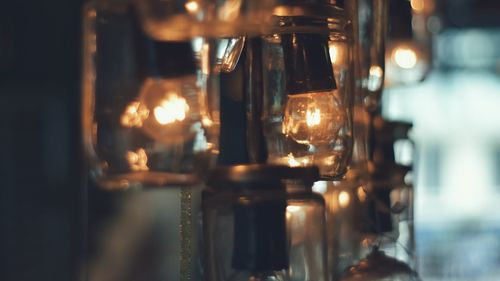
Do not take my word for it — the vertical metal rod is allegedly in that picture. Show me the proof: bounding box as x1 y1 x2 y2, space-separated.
179 187 193 281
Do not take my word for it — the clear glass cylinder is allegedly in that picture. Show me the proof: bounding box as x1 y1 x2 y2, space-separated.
313 179 359 281
202 165 328 281
344 0 388 111
82 0 220 189
257 5 354 179
134 0 279 40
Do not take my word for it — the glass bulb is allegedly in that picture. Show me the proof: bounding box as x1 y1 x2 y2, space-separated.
128 75 209 145
282 91 345 147
385 41 429 86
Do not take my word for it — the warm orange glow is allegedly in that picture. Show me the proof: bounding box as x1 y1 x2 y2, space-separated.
411 0 425 13
306 108 321 127
286 153 311 167
126 148 149 171
369 65 384 80
329 45 338 64
393 47 418 69
185 1 199 13
121 101 149 128
338 191 350 208
357 186 367 202
287 205 302 213
153 94 190 125
283 91 344 146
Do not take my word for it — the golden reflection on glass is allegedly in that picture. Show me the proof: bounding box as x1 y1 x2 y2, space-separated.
283 91 345 146
285 153 312 168
217 0 243 22
357 186 367 202
329 45 338 64
367 65 384 92
120 101 149 128
126 148 149 171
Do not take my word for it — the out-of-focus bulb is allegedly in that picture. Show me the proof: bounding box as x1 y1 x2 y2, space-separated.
386 41 428 86
338 190 350 208
283 91 344 146
185 0 199 13
153 93 190 125
137 76 206 145
392 47 418 69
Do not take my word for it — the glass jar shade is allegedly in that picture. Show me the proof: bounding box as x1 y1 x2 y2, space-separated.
133 0 279 40
258 9 354 179
82 1 220 189
345 0 388 111
202 165 328 281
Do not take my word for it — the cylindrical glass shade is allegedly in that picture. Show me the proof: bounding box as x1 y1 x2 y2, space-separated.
82 0 220 189
345 0 388 111
202 165 328 281
255 5 353 179
134 0 279 40
313 178 358 281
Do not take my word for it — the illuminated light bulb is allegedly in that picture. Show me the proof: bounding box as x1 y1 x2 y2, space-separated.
392 47 418 69
185 0 199 13
120 101 149 128
338 190 350 208
153 93 190 125
283 91 345 146
126 148 149 171
138 77 208 145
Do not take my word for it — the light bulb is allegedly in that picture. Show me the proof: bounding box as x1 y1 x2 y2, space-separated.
338 190 350 208
392 47 418 69
385 41 428 86
135 76 207 145
282 91 345 147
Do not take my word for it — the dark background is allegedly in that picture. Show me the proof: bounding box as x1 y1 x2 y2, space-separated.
0 1 84 280
1 0 500 281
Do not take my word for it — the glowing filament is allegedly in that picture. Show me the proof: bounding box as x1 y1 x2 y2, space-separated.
306 108 321 127
126 148 149 171
283 91 344 146
121 101 149 128
154 94 190 125
393 47 418 69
